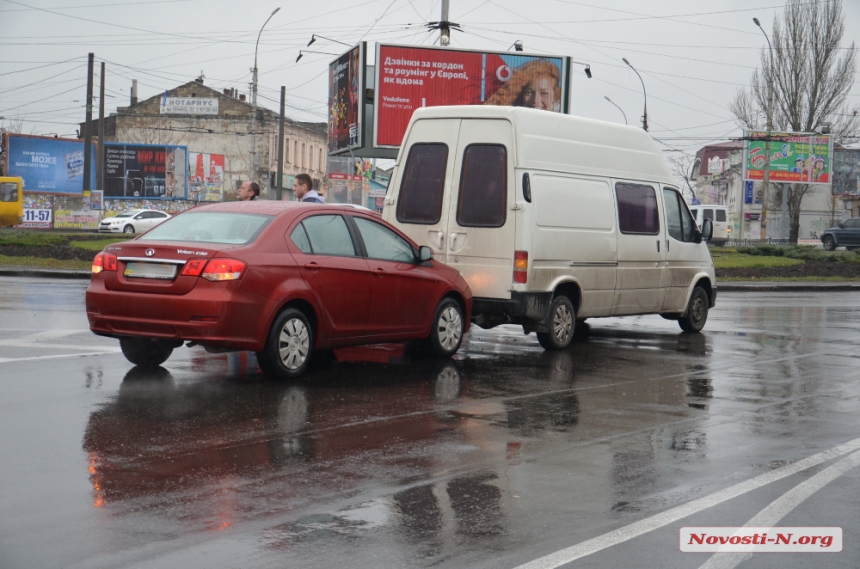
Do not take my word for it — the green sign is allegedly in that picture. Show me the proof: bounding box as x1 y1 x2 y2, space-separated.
743 131 832 185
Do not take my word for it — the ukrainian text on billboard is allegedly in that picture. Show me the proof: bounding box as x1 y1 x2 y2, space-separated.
743 131 832 185
374 44 567 147
104 143 187 198
5 134 96 194
328 43 365 154
159 95 219 115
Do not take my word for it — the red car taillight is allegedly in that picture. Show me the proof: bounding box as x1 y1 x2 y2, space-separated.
180 258 208 277
92 252 117 274
513 250 528 284
201 258 246 282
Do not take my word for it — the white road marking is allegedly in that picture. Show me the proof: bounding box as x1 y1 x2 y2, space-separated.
12 329 87 342
0 350 120 363
513 436 860 569
697 448 860 569
0 340 116 351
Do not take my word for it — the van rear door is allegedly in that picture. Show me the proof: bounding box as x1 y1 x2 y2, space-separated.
446 119 515 300
383 118 461 263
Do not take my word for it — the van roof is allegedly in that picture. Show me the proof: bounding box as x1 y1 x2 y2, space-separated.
408 106 675 185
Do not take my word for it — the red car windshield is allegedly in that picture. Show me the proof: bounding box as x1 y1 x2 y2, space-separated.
138 211 273 245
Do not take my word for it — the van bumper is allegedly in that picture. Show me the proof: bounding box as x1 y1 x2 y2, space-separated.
473 292 553 323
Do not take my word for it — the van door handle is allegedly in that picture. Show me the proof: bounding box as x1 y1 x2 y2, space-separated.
666 240 670 252
436 231 444 249
656 240 660 252
449 233 457 251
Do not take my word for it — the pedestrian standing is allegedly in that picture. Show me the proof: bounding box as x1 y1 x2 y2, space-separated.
293 174 325 203
238 181 260 201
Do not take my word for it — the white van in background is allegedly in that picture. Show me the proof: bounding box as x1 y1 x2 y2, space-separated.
689 205 729 246
382 106 716 350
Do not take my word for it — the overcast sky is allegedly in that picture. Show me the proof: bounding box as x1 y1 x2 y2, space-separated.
2 0 859 159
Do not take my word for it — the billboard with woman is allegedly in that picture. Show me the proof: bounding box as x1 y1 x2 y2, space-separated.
374 44 569 148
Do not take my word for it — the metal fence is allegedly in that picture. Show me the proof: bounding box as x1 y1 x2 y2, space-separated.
720 239 801 248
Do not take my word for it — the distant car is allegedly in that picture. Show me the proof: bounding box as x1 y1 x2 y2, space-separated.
86 201 472 379
98 209 172 234
820 218 860 250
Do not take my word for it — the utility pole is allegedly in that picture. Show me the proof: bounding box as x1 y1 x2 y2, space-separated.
97 61 105 194
440 0 450 46
277 86 286 201
83 52 94 193
754 18 772 241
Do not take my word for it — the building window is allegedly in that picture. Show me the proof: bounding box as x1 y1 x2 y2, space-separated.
302 143 306 169
285 139 290 164
320 149 325 172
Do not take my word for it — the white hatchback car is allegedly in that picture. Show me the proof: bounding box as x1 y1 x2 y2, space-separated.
98 209 172 234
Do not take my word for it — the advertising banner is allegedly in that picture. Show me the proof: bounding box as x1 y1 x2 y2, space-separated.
4 134 96 194
325 156 371 205
374 44 569 148
188 152 225 201
743 132 832 185
20 208 52 229
328 43 366 154
833 149 860 195
104 143 187 198
160 94 218 115
744 180 762 205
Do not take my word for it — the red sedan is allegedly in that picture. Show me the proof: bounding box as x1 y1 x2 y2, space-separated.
86 201 472 379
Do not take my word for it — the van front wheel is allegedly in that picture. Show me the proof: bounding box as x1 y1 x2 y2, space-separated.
537 296 575 350
679 287 709 333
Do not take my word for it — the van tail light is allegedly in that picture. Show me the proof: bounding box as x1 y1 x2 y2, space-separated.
201 258 246 282
513 250 528 284
92 252 117 274
181 258 208 277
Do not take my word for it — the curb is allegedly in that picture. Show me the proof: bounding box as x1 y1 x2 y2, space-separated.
0 267 91 279
719 281 860 291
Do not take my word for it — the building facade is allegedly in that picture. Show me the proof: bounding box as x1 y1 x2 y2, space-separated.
83 79 326 200
691 142 850 241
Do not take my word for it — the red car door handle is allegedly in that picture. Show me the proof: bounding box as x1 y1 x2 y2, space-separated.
304 262 320 270
371 268 385 276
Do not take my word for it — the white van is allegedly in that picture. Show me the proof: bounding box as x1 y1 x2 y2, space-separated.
382 106 715 350
689 205 729 246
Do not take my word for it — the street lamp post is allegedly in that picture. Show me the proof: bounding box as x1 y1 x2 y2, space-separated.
250 7 280 188
604 96 627 125
622 58 648 132
754 17 774 241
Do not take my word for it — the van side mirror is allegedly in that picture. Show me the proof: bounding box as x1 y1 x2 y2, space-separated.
418 245 433 262
699 218 714 243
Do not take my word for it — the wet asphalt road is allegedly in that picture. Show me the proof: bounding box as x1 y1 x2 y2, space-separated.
1 276 859 569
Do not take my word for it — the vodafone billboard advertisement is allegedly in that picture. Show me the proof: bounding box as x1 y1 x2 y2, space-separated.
328 42 366 154
374 44 569 148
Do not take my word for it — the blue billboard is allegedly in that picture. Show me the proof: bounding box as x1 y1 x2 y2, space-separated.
5 134 97 195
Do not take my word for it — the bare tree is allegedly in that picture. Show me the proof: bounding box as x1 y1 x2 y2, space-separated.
666 152 698 203
120 118 180 146
729 0 858 241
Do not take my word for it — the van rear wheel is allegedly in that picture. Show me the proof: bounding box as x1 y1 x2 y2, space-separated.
537 296 575 350
679 287 709 333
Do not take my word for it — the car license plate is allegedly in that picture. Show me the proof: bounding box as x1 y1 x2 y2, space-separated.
124 261 178 280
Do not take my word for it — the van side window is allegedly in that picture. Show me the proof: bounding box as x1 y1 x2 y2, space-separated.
396 143 448 224
716 209 727 222
616 183 659 235
457 144 507 227
663 189 696 242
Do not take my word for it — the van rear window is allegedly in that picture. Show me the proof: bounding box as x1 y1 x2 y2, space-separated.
396 143 448 224
616 183 659 235
716 209 727 222
456 144 507 227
